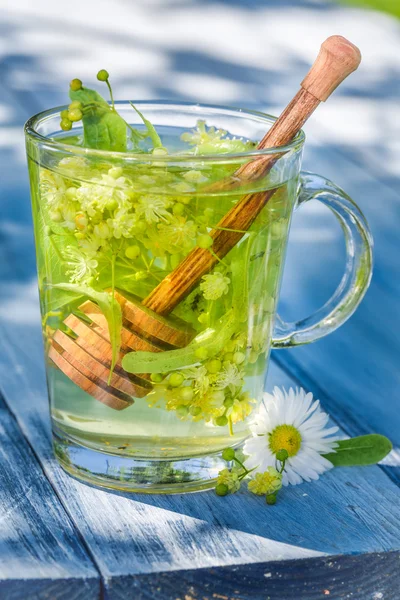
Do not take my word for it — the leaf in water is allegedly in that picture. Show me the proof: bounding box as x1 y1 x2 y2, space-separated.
52 283 122 374
69 86 127 152
36 196 79 311
129 102 163 148
323 434 392 467
122 309 237 374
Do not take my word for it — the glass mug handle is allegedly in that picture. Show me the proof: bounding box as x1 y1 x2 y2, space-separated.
272 171 373 348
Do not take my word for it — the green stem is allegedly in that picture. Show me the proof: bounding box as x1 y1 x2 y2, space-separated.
108 254 117 385
209 248 229 268
233 456 250 474
228 416 234 436
106 80 115 109
210 225 249 234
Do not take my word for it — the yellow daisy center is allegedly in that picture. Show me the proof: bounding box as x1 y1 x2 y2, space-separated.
268 424 302 457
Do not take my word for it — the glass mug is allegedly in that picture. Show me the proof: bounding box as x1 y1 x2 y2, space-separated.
25 102 372 493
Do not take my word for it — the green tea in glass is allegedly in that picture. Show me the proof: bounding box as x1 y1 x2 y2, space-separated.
25 59 372 492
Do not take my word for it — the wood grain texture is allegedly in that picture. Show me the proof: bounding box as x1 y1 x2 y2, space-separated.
0 394 99 600
108 551 400 600
49 343 134 410
1 15 399 599
301 35 361 102
1 297 400 599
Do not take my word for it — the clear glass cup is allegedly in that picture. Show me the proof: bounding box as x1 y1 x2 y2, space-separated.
24 102 373 493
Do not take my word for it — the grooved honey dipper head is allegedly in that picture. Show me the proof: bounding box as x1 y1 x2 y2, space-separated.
301 35 361 102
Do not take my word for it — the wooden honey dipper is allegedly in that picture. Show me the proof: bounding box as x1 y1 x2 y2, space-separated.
49 36 361 410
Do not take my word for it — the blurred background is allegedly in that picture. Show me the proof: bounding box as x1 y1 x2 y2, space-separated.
1 0 399 451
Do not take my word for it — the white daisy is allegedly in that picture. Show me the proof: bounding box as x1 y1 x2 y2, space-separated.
243 387 339 486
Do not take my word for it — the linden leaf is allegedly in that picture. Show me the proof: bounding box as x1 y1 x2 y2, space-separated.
122 309 237 374
69 86 127 152
323 434 392 467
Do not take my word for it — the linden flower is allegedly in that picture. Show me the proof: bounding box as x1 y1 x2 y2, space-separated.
216 363 244 393
63 246 98 284
228 396 255 424
107 208 137 239
244 387 339 486
40 171 67 208
157 217 197 253
182 366 210 397
60 202 78 230
200 272 230 301
78 234 102 254
248 467 282 496
92 172 133 206
216 468 241 493
135 194 172 223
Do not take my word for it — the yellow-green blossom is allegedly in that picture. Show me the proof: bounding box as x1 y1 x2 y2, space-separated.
228 396 255 424
248 468 282 496
157 217 197 253
63 246 98 284
200 272 230 300
216 363 244 392
217 468 241 493
135 194 172 224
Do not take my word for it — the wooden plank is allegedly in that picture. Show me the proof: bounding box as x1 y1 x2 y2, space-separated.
1 299 400 597
107 551 400 600
1 14 400 595
273 140 400 486
0 394 99 599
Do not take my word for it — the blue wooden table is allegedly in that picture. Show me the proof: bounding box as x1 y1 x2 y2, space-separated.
1 1 400 598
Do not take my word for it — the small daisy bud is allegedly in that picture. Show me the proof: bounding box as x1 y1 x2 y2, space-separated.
215 483 229 496
68 108 83 122
125 245 141 260
189 406 202 417
276 449 289 462
169 372 184 388
197 234 213 249
69 101 82 110
97 69 109 82
224 352 234 362
60 118 72 131
203 207 214 220
150 373 163 383
222 448 235 461
206 359 222 374
266 494 277 505
70 78 83 91
215 415 228 427
60 109 69 119
223 397 234 408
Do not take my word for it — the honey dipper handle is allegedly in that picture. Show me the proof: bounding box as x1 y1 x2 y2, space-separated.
143 36 361 316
